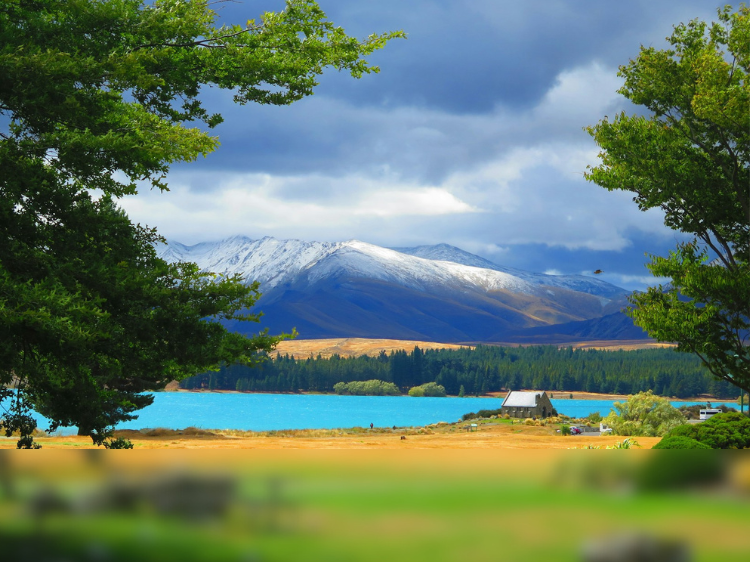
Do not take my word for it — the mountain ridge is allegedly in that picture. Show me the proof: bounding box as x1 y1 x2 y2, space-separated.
157 236 643 343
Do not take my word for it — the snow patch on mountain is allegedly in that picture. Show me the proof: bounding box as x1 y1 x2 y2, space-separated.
157 236 627 299
394 243 627 298
156 235 337 288
303 240 535 293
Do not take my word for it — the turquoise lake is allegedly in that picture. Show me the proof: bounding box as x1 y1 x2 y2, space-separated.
6 393 735 435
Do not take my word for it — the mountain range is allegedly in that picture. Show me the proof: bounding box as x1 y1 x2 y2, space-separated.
157 236 648 343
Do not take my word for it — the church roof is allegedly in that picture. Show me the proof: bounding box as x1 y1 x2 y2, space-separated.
501 391 544 408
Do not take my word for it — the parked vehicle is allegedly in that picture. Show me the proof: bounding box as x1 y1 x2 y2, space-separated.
699 408 722 421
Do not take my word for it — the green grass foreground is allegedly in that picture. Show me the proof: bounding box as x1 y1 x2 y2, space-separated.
1 452 749 561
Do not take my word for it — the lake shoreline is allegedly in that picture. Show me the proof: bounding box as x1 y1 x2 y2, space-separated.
1 418 663 450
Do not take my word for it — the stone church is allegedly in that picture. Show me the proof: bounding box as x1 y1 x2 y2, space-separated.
500 390 556 419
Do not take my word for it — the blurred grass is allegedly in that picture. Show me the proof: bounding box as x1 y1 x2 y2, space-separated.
1 451 749 561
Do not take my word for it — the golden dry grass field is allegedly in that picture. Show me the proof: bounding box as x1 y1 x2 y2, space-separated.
272 337 674 359
0 418 660 450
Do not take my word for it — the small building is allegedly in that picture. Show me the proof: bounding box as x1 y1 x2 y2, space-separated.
500 390 556 419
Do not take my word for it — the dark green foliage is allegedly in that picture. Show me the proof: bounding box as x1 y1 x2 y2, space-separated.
658 412 750 449
0 0 402 447
636 452 724 491
651 436 712 449
586 6 750 393
333 380 400 396
104 437 134 449
461 409 503 421
663 424 701 441
694 412 750 449
408 382 446 397
184 344 732 398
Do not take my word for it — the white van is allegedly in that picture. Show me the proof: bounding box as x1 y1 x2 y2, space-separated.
699 408 722 420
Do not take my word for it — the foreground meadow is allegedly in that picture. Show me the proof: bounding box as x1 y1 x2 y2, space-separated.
1 451 748 562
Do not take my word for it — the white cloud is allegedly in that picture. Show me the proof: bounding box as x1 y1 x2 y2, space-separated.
532 62 623 126
353 187 477 217
122 61 671 260
120 174 478 244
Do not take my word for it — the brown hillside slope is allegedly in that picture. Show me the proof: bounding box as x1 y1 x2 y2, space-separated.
272 337 673 358
273 338 470 359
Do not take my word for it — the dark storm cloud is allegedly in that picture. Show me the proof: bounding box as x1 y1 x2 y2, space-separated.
212 0 718 113
180 0 718 182
123 0 729 290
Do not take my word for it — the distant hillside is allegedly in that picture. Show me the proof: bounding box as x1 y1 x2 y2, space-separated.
496 311 650 344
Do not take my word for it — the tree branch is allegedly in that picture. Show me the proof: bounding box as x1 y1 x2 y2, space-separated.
132 26 263 51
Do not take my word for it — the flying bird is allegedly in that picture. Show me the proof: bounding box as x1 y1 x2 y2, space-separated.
594 269 603 274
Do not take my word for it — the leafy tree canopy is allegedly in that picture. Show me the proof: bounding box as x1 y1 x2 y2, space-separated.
603 391 686 437
0 0 403 447
586 6 750 393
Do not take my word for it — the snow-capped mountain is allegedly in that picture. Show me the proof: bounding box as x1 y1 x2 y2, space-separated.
157 236 636 342
158 236 625 298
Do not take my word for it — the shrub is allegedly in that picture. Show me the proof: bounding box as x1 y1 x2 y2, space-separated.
657 412 750 449
408 382 446 397
104 437 134 449
663 423 700 440
652 436 712 449
461 408 503 421
334 380 400 396
587 412 602 424
695 411 750 449
561 424 571 435
603 391 685 437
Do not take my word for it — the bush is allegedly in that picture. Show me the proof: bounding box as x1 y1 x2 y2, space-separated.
334 380 400 396
104 437 134 449
408 382 446 397
603 391 685 437
461 408 503 421
657 412 750 449
695 411 750 449
587 411 602 424
561 424 571 436
652 436 712 449
663 423 700 440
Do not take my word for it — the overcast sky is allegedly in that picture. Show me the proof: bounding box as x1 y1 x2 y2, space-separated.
120 0 720 291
